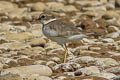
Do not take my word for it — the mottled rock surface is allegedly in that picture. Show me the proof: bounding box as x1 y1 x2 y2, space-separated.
0 0 120 80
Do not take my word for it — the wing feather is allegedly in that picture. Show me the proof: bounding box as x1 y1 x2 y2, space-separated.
44 20 80 38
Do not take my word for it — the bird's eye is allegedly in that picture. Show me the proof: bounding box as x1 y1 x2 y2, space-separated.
41 15 46 18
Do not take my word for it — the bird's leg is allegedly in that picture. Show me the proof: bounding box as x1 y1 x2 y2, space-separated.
63 44 68 63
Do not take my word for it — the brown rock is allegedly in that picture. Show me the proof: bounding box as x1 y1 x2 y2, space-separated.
17 58 34 66
105 3 115 10
45 42 61 51
0 1 18 12
60 5 78 12
115 0 120 8
102 11 120 19
82 6 106 11
8 8 28 20
0 41 30 50
32 2 47 11
29 38 46 47
95 19 109 29
107 25 119 33
78 16 97 30
6 32 33 41
46 2 64 10
7 60 18 67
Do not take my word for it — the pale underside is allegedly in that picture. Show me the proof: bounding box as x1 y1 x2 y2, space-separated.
42 20 87 45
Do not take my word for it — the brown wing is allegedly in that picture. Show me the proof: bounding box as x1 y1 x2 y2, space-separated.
44 20 81 38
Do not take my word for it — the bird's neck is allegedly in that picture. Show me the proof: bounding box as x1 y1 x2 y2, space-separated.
42 18 57 25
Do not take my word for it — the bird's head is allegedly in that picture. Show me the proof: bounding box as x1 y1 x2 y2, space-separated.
36 11 56 25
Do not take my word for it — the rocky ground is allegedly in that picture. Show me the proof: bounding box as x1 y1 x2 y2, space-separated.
0 0 120 80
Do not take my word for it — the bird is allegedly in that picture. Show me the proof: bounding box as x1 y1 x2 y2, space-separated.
34 11 92 63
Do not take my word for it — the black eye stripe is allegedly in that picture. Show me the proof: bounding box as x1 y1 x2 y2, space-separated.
41 15 45 18
37 16 41 20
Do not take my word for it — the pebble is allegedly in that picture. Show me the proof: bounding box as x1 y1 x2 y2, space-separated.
60 5 78 12
1 65 52 77
46 2 64 10
95 58 119 67
32 2 47 11
17 58 34 66
107 25 119 33
95 72 117 79
52 63 81 72
8 8 27 19
6 32 33 41
104 67 120 73
105 32 119 38
75 66 100 75
105 3 115 10
69 56 95 63
29 38 46 47
0 1 18 12
0 62 3 71
0 41 30 50
102 38 115 43
51 57 61 62
28 75 52 80
89 46 101 51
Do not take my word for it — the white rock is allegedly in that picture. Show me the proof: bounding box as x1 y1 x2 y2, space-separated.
56 76 66 80
79 46 89 50
13 25 27 32
51 57 60 62
106 32 119 38
89 46 101 51
69 56 95 63
95 58 118 67
75 66 100 75
64 72 74 76
28 75 52 80
105 3 115 10
1 65 52 77
46 61 55 66
95 72 117 79
104 67 120 73
102 38 115 43
82 38 95 44
62 63 81 72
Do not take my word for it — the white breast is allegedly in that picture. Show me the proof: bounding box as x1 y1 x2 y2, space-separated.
42 27 69 45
